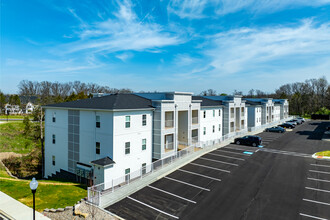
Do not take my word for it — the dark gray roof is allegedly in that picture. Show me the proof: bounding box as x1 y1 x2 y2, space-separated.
43 94 154 110
90 157 115 166
245 100 262 105
192 96 222 106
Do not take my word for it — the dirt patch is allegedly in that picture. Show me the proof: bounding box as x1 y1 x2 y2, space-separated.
0 152 22 160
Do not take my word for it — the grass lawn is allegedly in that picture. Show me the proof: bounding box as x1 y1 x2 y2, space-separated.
0 115 31 119
315 151 330 156
0 121 39 154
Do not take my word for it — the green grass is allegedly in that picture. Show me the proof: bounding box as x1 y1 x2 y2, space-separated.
0 121 39 154
0 162 9 178
0 178 87 211
315 151 330 157
0 115 31 119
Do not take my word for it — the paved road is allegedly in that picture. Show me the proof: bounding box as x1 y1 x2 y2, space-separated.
106 121 330 220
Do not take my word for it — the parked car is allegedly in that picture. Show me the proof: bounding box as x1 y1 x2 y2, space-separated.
234 135 262 147
286 119 300 125
279 123 295 129
294 118 304 124
296 117 305 122
265 126 286 133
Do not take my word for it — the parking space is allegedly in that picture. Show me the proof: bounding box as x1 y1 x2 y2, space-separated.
106 147 256 219
300 161 330 220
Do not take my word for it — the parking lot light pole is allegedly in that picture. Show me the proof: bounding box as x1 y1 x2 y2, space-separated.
29 177 38 220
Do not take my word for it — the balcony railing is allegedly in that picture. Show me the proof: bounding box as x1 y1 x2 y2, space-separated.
192 136 198 143
192 117 198 124
165 142 174 150
165 120 174 128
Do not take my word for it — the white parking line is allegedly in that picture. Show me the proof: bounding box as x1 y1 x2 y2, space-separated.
223 146 258 152
305 187 330 193
147 185 196 204
215 149 251 156
299 213 328 220
127 196 179 219
190 162 231 173
178 169 221 181
164 176 211 191
303 198 330 206
200 157 239 166
309 170 330 175
310 164 330 168
308 178 330 183
207 153 245 161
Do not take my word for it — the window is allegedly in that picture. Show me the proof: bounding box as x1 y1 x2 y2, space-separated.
203 127 206 135
142 114 147 126
219 124 221 131
52 155 55 166
203 111 206 118
142 163 146 175
125 116 130 128
52 112 56 123
142 139 146 150
125 142 130 154
52 134 56 144
219 110 221 116
96 142 100 154
96 116 100 128
213 125 215 133
213 110 215 117
125 168 130 182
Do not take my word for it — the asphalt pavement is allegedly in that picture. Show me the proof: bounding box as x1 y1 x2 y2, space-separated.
106 120 330 220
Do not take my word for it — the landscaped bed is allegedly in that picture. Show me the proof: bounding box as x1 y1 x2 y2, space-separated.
315 151 330 157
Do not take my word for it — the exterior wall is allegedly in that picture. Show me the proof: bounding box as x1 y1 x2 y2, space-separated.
222 97 247 136
247 106 262 128
112 110 153 181
44 108 69 177
199 107 223 144
274 105 281 122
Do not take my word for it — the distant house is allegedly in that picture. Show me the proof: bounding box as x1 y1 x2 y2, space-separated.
24 102 35 114
4 104 22 115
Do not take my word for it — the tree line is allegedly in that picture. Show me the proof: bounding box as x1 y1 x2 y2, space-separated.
200 76 330 116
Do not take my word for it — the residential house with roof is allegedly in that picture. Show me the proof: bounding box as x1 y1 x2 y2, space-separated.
192 96 223 147
203 96 247 136
244 98 275 125
245 101 263 130
273 99 289 120
43 94 154 186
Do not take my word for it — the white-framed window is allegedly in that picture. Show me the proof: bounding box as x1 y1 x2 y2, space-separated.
142 163 146 175
125 168 130 182
52 112 56 123
142 114 147 126
203 127 206 135
142 139 146 150
125 116 130 128
213 110 215 117
219 124 221 131
96 142 100 154
96 115 100 128
213 125 215 133
219 110 221 116
203 111 206 118
52 155 55 166
125 142 130 154
52 134 56 144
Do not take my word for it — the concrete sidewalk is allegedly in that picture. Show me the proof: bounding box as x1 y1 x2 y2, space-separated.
0 191 50 220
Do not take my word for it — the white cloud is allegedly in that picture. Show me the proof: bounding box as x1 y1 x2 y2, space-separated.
206 20 330 76
61 0 182 54
116 52 133 61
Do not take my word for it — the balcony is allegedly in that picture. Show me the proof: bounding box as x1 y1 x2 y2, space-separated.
164 142 174 152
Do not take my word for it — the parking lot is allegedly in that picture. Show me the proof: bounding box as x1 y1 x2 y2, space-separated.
106 121 330 220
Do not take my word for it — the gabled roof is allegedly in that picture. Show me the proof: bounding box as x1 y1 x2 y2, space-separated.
90 157 115 167
192 96 222 107
43 94 154 110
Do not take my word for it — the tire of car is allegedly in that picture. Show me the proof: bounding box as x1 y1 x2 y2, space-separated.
236 141 240 145
252 143 257 147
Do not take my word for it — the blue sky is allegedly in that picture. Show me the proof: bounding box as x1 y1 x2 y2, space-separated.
1 0 330 95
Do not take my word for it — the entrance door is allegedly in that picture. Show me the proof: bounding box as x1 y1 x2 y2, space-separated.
142 163 146 175
125 168 130 183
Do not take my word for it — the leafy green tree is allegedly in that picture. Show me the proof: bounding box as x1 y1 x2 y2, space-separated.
23 116 31 135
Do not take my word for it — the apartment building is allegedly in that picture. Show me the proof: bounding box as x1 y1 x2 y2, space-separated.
43 94 154 186
192 96 223 146
135 92 201 159
245 101 262 129
244 98 275 124
204 96 247 136
273 99 289 119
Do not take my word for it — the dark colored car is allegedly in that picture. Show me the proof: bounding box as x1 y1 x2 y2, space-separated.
234 135 262 147
279 123 295 129
265 126 286 133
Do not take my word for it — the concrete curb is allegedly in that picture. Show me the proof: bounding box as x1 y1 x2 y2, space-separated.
312 153 330 160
